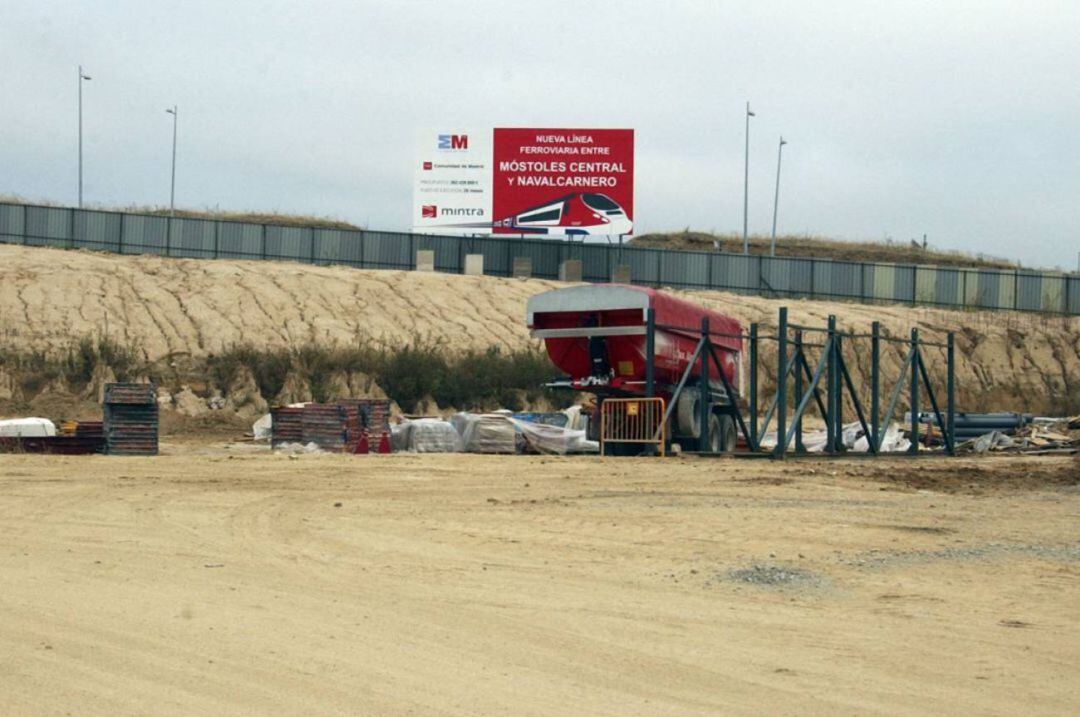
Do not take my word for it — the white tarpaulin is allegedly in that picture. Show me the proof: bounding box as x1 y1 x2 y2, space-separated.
395 419 464 453
450 411 598 455
759 421 911 453
0 417 57 438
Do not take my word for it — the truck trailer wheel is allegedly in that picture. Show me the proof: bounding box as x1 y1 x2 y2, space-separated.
718 414 736 453
705 414 722 453
676 389 702 438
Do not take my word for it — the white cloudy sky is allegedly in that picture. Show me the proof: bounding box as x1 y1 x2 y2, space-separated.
2 0 1078 269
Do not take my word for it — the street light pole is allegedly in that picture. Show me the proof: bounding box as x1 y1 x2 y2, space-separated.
77 65 91 207
166 106 178 216
742 101 755 255
770 136 788 257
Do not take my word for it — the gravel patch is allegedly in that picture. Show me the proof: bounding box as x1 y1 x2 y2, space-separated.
838 543 1080 569
727 564 824 588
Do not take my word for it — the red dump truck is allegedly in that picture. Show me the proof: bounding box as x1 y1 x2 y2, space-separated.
526 285 744 452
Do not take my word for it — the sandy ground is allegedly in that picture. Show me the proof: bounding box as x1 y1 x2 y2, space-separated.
1 445 1077 715
2 244 1078 413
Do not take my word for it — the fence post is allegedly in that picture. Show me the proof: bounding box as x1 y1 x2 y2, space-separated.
749 322 758 451
645 308 656 398
699 317 710 452
871 321 880 451
946 332 956 455
260 224 267 260
826 314 838 454
794 329 804 452
69 207 76 249
909 328 920 453
774 307 788 458
213 220 219 259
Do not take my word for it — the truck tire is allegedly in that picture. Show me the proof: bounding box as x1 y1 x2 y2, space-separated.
718 414 736 453
706 414 722 452
676 388 702 438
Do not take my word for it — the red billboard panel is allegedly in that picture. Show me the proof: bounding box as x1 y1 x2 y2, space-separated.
491 128 634 236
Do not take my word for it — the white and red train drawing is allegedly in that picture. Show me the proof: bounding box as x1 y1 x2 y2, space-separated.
494 193 633 236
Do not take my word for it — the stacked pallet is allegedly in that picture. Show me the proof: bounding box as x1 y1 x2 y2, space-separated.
270 406 303 447
104 383 158 455
339 398 391 436
301 404 353 452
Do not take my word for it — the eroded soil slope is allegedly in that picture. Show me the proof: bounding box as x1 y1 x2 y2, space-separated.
2 245 1078 414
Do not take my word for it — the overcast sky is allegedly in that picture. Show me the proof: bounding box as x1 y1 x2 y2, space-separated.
2 0 1078 269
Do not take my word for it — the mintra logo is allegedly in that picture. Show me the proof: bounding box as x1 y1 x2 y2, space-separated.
421 205 437 219
437 134 468 150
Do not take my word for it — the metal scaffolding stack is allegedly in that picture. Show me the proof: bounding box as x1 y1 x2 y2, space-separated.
103 383 159 456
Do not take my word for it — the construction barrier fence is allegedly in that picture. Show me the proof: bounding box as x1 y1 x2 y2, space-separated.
2 201 1077 315
600 397 667 456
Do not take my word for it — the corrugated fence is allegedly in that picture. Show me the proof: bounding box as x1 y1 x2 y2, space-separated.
1 201 1077 315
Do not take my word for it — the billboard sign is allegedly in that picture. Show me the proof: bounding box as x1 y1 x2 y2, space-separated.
413 128 634 237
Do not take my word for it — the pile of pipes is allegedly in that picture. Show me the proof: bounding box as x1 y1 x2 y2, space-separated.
910 412 1079 455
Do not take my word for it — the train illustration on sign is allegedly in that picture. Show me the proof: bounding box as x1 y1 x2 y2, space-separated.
494 193 633 236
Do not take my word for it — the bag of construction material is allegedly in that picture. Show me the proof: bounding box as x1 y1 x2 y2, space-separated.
390 422 411 452
453 412 521 454
509 417 598 455
407 419 464 453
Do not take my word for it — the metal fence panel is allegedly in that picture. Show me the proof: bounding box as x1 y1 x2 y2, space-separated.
815 260 861 299
264 225 313 262
976 270 1002 309
24 206 72 247
507 238 560 279
1039 274 1065 313
1016 273 1041 312
870 264 896 301
892 265 915 304
169 218 217 258
580 244 610 282
216 221 262 259
414 233 462 272
659 250 707 288
73 209 121 252
120 213 169 255
362 231 412 269
0 203 25 244
934 268 960 306
1 202 1076 315
468 236 511 276
712 253 758 291
624 247 660 286
761 256 813 298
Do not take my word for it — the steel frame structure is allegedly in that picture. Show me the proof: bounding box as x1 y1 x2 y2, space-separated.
641 306 957 457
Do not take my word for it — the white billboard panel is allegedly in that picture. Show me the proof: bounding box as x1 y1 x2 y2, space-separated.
412 129 492 235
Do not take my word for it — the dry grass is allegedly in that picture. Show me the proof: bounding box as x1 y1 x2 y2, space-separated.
0 194 361 230
631 231 1019 269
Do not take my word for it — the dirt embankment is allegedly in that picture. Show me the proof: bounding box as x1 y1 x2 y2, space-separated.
1 244 1078 417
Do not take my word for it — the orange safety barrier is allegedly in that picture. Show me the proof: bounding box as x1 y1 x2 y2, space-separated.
599 397 667 456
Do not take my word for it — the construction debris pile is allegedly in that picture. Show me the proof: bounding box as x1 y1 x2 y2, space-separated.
955 417 1080 455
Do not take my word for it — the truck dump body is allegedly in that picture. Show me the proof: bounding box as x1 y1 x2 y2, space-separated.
526 285 743 398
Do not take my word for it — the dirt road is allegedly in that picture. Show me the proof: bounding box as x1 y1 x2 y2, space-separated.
1 448 1077 715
